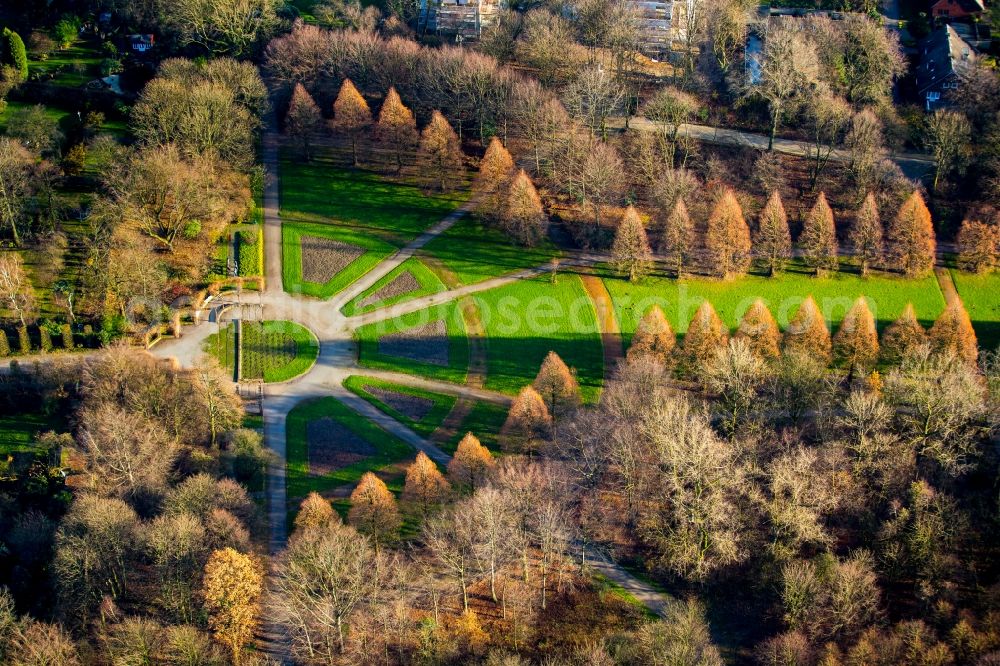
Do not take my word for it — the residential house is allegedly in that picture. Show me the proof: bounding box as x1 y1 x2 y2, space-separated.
929 0 985 21
915 24 976 111
128 33 155 53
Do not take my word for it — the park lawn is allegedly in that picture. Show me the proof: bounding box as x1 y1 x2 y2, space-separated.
441 401 509 455
0 411 65 456
286 397 415 499
472 274 604 402
203 324 238 379
950 269 1000 350
604 263 947 346
343 375 457 437
282 220 397 298
279 154 466 243
241 321 319 383
235 223 263 277
419 216 560 285
355 301 469 386
341 258 446 317
28 40 103 88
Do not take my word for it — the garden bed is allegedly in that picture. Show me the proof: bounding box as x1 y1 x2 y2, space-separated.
378 318 449 367
343 375 457 437
306 416 376 476
300 235 366 284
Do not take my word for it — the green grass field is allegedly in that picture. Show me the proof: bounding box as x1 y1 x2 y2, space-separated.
604 264 947 345
281 220 397 298
950 269 1000 350
0 412 64 456
355 301 469 385
341 258 446 316
419 216 560 285
343 375 457 437
286 397 415 498
472 274 604 402
236 224 263 277
28 39 103 88
441 401 509 455
279 155 466 242
203 320 318 382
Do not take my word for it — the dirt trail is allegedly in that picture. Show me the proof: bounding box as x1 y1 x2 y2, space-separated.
934 267 962 308
580 274 624 381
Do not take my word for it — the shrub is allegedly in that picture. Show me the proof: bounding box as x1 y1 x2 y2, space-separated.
62 143 86 176
2 28 28 81
17 325 30 354
61 323 73 349
38 324 52 352
0 330 10 357
237 228 262 277
52 17 80 49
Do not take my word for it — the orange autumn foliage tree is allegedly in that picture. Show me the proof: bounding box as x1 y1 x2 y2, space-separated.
929 302 978 365
782 296 832 365
532 351 582 424
419 110 463 192
447 433 495 490
611 206 654 282
734 299 781 360
850 192 883 276
285 83 323 160
880 303 928 365
833 297 880 369
202 547 263 664
401 451 451 518
627 305 676 365
348 471 401 550
887 191 936 276
680 301 729 375
294 491 338 533
755 191 792 276
474 137 515 221
375 86 417 173
659 198 692 277
706 188 751 278
331 78 372 166
799 192 839 274
502 169 547 246
499 385 552 455
957 218 998 273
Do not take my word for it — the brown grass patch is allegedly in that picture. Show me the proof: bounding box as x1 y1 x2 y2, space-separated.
306 417 376 475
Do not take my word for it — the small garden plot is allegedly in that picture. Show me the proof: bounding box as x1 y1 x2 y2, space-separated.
306 416 377 476
355 301 469 385
419 216 560 286
950 269 1000 350
279 153 467 242
236 224 263 277
241 321 319 383
282 221 396 298
378 318 450 367
342 258 446 316
203 324 238 380
472 274 604 402
604 264 947 346
286 397 414 498
344 375 457 437
441 401 509 455
300 235 366 284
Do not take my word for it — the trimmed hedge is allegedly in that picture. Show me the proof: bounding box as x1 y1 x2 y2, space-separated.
237 227 262 277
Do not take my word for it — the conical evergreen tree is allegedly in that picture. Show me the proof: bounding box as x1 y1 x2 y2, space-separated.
502 170 546 246
879 303 927 365
799 192 838 274
447 433 495 490
705 189 751 278
734 299 781 360
375 86 418 173
285 83 323 160
755 191 791 276
850 192 883 276
929 302 978 365
419 110 463 191
680 301 729 375
886 191 936 276
833 297 880 369
659 198 692 278
626 305 676 365
332 78 372 166
782 296 832 365
498 386 552 456
956 218 998 273
611 206 654 282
